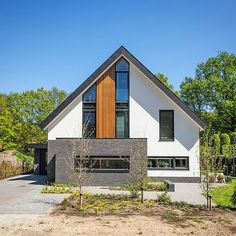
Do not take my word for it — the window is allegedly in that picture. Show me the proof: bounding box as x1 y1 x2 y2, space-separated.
74 156 129 173
159 110 174 141
115 58 129 138
83 84 96 138
116 111 129 138
147 157 189 170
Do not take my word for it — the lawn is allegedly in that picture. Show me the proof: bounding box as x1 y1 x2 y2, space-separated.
210 177 236 208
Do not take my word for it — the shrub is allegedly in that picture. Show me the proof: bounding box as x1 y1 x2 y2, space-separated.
222 145 231 158
230 132 236 145
146 182 166 191
0 160 21 179
158 192 171 204
14 151 34 173
220 133 230 153
231 185 236 206
126 183 140 198
210 134 221 155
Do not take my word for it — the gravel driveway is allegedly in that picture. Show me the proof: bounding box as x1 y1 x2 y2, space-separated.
0 174 67 214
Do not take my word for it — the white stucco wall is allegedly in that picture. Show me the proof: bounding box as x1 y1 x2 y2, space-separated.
47 95 83 140
47 59 200 178
129 64 200 178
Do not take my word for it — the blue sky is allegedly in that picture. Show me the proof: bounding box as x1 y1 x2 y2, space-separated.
0 0 236 94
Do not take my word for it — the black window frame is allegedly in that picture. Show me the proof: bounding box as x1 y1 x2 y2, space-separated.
115 57 130 139
147 156 189 170
74 156 130 173
82 84 96 138
159 110 174 141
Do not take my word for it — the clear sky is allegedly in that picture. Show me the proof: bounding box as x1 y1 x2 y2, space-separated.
0 0 236 94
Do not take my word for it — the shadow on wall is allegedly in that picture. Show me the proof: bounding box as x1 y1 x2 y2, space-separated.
130 66 198 151
47 154 55 182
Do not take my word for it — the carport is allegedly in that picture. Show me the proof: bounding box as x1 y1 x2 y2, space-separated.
27 143 48 175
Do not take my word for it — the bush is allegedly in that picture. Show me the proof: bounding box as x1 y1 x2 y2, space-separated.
0 160 21 179
222 145 231 158
14 151 34 173
158 192 171 204
126 183 140 198
230 132 236 145
231 185 236 206
146 182 166 191
220 133 230 152
210 134 221 155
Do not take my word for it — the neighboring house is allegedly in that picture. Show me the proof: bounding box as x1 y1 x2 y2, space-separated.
40 46 206 185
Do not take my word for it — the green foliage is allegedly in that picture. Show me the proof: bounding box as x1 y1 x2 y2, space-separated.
155 73 179 96
230 132 236 145
158 192 171 204
110 181 166 192
220 133 230 156
41 185 78 194
125 183 140 198
222 145 231 157
14 151 34 173
0 88 67 150
220 133 230 146
231 184 236 206
180 51 236 133
210 134 221 155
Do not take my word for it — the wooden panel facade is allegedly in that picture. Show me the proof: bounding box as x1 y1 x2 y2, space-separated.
96 65 115 138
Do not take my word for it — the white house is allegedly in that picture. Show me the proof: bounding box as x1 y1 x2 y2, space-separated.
39 46 206 185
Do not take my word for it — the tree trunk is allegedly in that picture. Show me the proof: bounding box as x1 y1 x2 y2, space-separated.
140 187 144 203
79 186 83 207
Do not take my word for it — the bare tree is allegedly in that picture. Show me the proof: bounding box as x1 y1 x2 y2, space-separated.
64 122 93 207
121 139 147 203
200 127 221 210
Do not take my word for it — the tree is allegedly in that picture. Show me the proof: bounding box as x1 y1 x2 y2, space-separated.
64 123 93 207
155 73 179 97
200 126 221 210
210 134 220 156
220 133 231 157
0 88 67 150
121 139 147 203
180 51 236 133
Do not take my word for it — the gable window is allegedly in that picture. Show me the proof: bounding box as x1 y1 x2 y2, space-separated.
115 58 129 138
159 110 174 141
83 84 96 138
147 157 189 170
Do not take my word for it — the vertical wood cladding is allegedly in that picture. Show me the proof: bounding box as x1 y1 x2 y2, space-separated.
96 65 115 138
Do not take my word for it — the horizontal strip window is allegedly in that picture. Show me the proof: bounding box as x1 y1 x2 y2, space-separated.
74 156 129 173
147 156 189 170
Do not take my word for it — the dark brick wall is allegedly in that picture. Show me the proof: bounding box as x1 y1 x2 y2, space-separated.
47 138 147 185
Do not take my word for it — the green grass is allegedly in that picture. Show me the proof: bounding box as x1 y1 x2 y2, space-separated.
210 177 236 208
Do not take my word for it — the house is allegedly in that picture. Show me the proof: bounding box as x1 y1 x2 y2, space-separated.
40 46 206 185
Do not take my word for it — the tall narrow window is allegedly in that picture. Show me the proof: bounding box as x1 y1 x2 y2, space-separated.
83 84 96 138
115 58 129 138
159 110 174 141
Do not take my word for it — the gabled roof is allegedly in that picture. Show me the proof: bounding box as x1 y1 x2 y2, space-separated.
40 46 207 130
